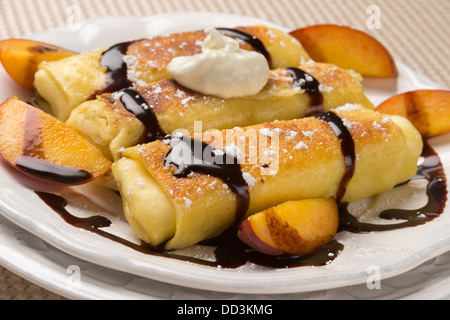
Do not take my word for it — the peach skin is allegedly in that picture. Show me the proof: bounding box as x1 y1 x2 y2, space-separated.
376 89 450 138
0 38 75 91
290 24 397 78
238 198 339 256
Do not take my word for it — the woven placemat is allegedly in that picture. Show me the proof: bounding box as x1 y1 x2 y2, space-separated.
1 0 448 87
0 0 449 300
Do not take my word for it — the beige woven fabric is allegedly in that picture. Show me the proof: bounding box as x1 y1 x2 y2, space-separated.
0 266 66 300
1 0 449 87
0 0 449 300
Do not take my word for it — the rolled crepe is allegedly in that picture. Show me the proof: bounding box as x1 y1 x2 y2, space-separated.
34 25 310 121
66 63 374 161
111 107 423 250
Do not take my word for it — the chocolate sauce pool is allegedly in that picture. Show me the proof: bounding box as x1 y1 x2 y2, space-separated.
34 191 343 268
339 141 447 232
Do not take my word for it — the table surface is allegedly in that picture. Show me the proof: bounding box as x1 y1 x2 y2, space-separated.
0 0 449 300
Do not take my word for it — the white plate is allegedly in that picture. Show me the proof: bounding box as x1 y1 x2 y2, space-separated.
2 212 450 300
0 12 449 295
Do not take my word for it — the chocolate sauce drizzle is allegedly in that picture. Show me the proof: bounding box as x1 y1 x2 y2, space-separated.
36 192 112 229
216 28 272 66
339 140 447 233
98 40 136 94
164 135 250 220
16 107 91 184
285 67 324 116
34 191 343 268
316 111 356 202
118 88 167 143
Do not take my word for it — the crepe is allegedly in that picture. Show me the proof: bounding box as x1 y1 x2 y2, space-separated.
111 107 423 250
33 25 311 122
66 63 374 161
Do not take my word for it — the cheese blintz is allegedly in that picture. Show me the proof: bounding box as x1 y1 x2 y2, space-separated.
111 107 422 250
66 63 373 161
34 25 310 121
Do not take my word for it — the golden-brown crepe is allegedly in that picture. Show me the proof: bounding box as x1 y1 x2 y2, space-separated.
111 106 422 250
66 63 374 161
34 25 311 121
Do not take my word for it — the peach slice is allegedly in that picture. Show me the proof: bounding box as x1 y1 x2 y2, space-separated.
376 89 450 138
0 39 75 91
238 198 339 256
290 24 397 78
0 98 111 184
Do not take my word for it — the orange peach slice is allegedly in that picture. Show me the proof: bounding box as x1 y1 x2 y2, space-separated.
0 39 75 91
238 198 339 256
0 98 111 184
290 24 397 78
376 89 450 138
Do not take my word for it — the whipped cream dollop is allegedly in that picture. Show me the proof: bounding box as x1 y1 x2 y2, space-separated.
167 27 270 99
